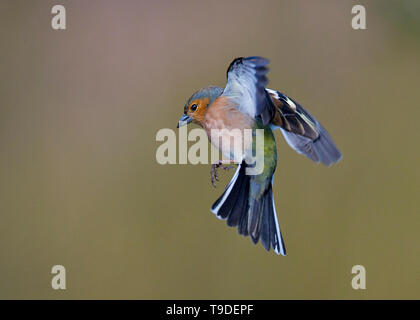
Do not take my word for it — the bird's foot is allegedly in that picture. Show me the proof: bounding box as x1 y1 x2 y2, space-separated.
211 161 235 187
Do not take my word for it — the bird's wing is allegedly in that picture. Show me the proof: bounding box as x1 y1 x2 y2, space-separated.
222 57 275 125
267 89 342 166
267 89 319 140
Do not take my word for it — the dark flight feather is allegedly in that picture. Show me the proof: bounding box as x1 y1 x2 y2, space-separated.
267 90 342 165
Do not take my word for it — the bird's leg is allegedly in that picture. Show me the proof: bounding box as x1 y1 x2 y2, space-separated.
211 160 236 187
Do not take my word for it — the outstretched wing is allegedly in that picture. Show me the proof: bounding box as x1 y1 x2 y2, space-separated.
223 57 275 125
267 89 319 140
267 89 342 166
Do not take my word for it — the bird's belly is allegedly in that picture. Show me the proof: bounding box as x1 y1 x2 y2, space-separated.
204 110 254 163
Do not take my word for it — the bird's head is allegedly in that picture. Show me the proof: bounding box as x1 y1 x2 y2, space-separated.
177 86 223 128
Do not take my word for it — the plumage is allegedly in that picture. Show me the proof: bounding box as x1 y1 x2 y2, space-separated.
223 57 275 125
178 56 342 255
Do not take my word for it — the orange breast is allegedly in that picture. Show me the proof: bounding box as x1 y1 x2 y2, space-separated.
203 96 254 161
204 96 253 132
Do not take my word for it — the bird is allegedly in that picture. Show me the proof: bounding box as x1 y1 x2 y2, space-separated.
177 56 342 256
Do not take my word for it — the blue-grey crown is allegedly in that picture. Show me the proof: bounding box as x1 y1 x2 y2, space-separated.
184 86 223 114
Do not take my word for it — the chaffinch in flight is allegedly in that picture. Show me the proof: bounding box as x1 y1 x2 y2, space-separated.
178 57 342 256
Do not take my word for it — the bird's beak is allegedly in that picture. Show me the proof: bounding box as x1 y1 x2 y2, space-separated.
177 114 193 128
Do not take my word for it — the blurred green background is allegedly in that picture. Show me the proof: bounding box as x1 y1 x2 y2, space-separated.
0 0 419 299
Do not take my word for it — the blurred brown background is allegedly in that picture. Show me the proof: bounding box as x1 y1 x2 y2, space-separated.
0 0 419 299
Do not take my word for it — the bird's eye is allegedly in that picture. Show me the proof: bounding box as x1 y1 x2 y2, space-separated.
190 104 198 111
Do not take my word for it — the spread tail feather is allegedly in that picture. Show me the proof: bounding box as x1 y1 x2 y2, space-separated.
211 162 286 255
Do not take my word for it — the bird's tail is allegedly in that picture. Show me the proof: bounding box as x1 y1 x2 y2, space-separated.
211 161 286 255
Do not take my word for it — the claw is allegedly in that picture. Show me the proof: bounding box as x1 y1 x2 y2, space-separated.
211 164 218 187
210 161 235 187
